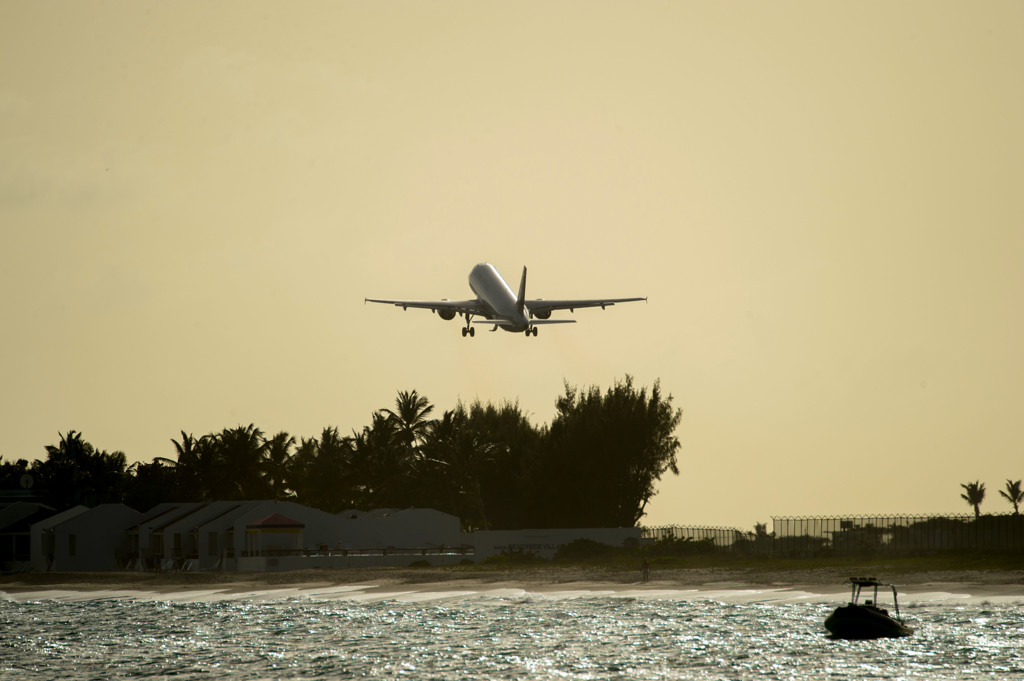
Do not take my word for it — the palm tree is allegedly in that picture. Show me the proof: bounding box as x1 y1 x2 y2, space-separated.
263 431 295 500
960 480 986 519
999 479 1023 515
35 431 128 509
287 436 319 505
421 408 501 530
353 412 418 509
383 389 435 453
213 424 270 499
291 427 360 512
125 459 180 509
160 431 216 501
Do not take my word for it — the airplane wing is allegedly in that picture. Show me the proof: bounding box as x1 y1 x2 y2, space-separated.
364 298 487 317
472 318 576 326
524 297 647 317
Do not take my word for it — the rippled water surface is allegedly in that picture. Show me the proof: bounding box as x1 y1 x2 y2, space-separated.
2 590 1022 680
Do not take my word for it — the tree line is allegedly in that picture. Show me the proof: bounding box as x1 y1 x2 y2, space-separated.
0 377 682 530
960 480 1023 518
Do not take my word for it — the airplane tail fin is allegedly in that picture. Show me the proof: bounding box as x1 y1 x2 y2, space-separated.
516 266 527 316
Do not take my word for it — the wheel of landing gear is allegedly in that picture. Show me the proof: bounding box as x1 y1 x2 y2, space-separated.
461 327 467 337
469 327 475 337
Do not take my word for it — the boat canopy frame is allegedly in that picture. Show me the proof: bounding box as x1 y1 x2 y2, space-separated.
846 576 902 621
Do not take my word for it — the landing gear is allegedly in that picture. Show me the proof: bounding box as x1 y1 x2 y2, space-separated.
459 312 476 337
525 327 538 337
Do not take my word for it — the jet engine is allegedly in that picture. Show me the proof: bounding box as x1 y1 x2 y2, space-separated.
532 309 551 320
436 308 457 321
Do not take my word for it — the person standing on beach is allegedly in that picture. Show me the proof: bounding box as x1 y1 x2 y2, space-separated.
641 558 651 583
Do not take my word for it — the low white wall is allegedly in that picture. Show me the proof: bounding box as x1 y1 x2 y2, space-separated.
472 528 641 560
236 552 471 572
337 509 464 550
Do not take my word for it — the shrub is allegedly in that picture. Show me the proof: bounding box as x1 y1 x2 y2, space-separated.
481 550 547 566
555 538 621 562
646 536 716 557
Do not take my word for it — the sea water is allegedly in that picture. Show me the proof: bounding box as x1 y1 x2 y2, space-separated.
2 586 1022 680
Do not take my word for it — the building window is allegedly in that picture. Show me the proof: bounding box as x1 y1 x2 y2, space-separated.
68 534 77 557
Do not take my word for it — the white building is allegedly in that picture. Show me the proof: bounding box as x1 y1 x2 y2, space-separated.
152 501 248 570
126 502 203 569
194 500 347 572
24 498 641 573
1 502 56 571
32 504 142 572
30 505 87 572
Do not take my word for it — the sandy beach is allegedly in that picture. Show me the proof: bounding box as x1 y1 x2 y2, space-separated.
3 565 1023 603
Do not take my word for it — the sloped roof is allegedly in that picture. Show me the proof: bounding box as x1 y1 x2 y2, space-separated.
247 512 304 529
0 504 59 533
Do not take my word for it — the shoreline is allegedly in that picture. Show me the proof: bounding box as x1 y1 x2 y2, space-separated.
2 565 1023 598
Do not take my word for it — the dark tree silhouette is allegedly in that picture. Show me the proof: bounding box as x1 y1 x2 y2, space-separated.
529 376 682 528
125 459 180 509
383 389 435 456
287 435 320 505
263 431 295 500
212 424 271 500
999 479 1023 515
420 407 502 530
18 379 686 529
0 457 31 489
352 412 412 509
961 480 986 518
289 427 361 512
460 399 541 530
159 431 216 501
33 431 128 509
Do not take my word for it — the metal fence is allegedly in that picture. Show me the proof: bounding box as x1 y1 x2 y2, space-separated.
643 514 1024 557
771 514 1024 557
641 525 755 549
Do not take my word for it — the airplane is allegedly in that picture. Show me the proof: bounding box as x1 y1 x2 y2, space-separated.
365 262 646 337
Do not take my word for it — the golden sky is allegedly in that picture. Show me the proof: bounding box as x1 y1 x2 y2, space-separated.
2 1 1022 529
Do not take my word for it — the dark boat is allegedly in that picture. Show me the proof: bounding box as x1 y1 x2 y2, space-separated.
824 577 913 639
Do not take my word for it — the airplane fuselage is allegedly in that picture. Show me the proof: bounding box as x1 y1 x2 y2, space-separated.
468 263 530 332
